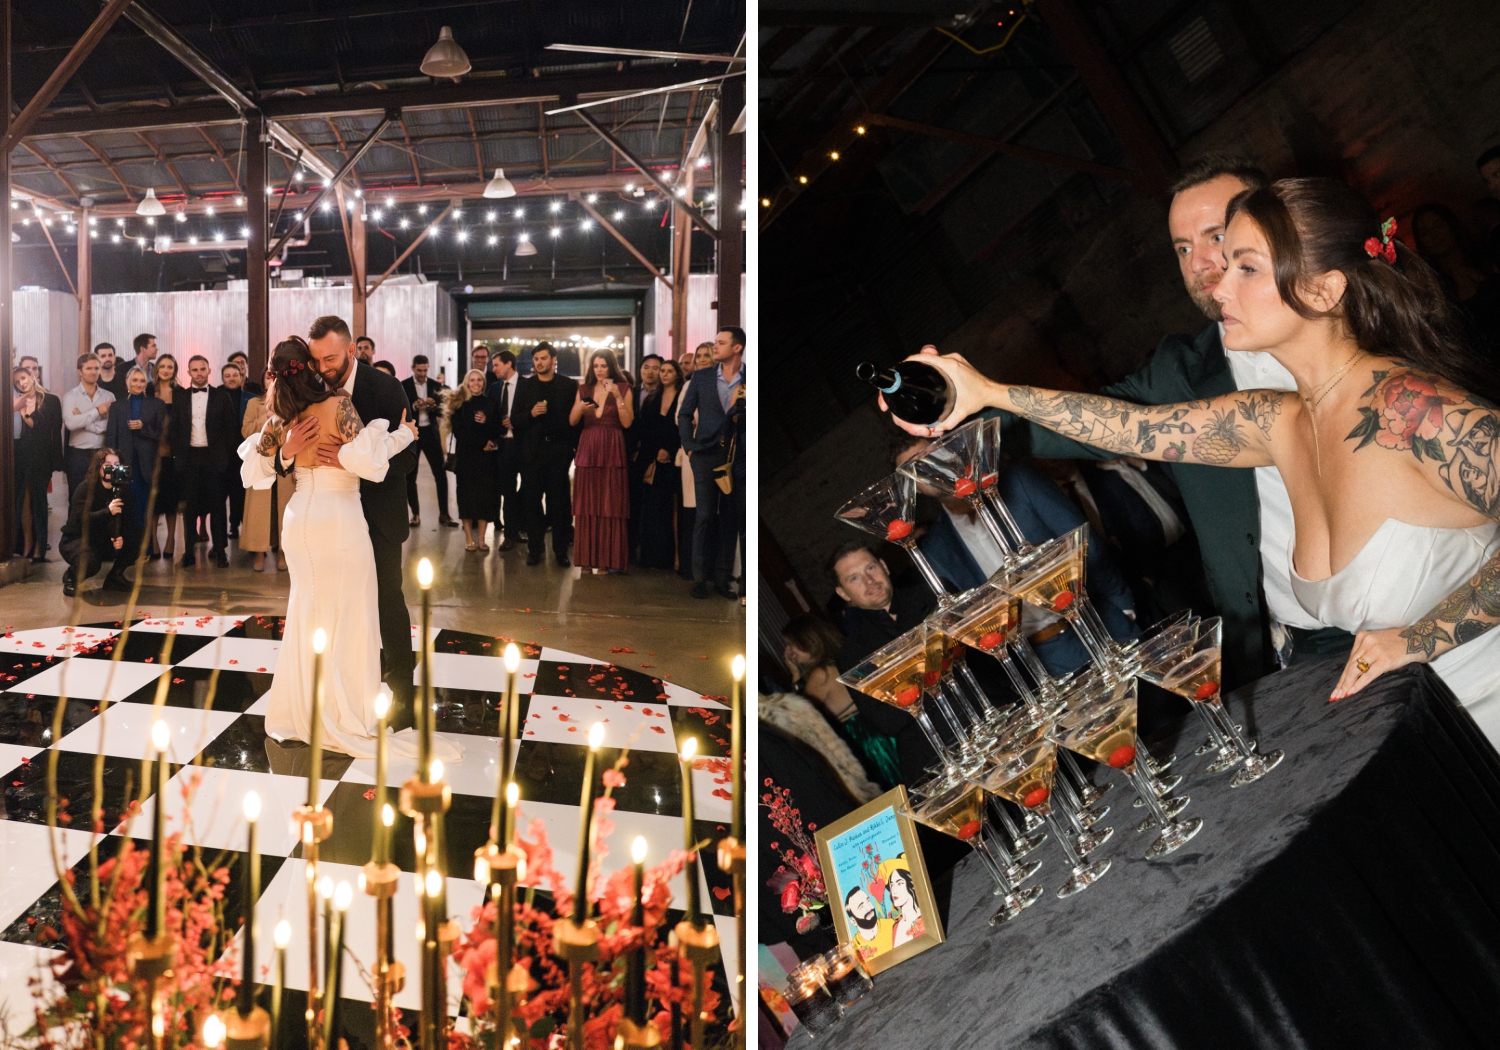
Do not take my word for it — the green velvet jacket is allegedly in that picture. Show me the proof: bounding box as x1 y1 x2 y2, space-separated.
993 324 1273 688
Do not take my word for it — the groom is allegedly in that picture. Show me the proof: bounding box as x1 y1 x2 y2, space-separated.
275 316 420 729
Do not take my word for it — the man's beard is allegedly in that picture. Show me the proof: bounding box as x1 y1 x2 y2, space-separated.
1187 275 1223 321
851 911 877 933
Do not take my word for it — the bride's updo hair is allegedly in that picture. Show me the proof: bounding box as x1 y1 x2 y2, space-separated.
269 335 335 422
1226 177 1500 404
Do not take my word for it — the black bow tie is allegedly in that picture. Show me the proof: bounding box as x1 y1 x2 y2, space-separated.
191 387 208 393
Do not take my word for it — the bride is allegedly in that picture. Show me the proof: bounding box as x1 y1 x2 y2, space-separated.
240 336 425 759
895 178 1500 745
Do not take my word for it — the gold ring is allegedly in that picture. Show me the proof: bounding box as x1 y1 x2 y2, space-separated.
1356 658 1371 674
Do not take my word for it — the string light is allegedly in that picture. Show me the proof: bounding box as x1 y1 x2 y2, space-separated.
400 218 410 229
457 230 468 242
550 226 561 238
486 210 496 222
111 233 120 243
856 125 866 135
705 193 715 202
175 212 187 223
240 226 250 237
385 195 394 206
612 209 624 221
320 201 332 211
214 230 225 242
189 235 198 245
644 199 657 211
487 234 498 245
418 204 428 215
829 151 840 160
206 205 215 215
115 217 125 226
586 193 598 204
145 217 155 226
513 206 524 218
90 230 98 239
295 172 304 182
372 208 383 220
580 218 593 230
549 201 562 213
454 208 463 219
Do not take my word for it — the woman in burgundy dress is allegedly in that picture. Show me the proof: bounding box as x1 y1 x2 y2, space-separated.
570 349 634 572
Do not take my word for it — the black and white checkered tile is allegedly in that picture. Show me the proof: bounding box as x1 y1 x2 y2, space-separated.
0 615 737 1026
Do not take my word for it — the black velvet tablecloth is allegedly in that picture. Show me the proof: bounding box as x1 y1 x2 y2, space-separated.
804 657 1500 1050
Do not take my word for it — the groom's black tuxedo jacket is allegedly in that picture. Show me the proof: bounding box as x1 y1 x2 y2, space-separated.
348 361 419 546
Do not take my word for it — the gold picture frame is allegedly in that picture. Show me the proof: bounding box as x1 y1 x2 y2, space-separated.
813 785 944 975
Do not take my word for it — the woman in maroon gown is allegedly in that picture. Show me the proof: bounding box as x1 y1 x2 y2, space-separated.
570 349 634 572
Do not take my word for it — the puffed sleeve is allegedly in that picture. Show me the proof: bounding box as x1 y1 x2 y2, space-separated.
239 423 278 490
336 418 415 482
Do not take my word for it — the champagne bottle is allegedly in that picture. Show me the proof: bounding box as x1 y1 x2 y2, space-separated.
856 361 955 426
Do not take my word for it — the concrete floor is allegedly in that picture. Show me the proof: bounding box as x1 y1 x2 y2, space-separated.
3 470 746 698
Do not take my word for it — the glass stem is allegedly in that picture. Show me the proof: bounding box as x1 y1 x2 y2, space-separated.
984 492 1033 555
1058 750 1092 798
1077 597 1122 661
931 684 972 741
1052 774 1088 835
1042 810 1086 871
1210 699 1261 763
1128 762 1178 830
906 544 951 602
1008 636 1060 703
1066 602 1120 680
995 650 1039 708
942 677 984 729
1194 701 1231 750
912 709 957 768
974 500 1016 557
969 829 1017 895
953 663 1002 720
986 797 1023 855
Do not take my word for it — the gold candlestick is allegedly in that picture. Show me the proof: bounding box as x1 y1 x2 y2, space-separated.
362 856 403 1050
128 930 177 1050
674 921 721 1050
726 655 747 1050
475 842 523 1050
677 738 702 927
402 772 452 1050
293 805 333 1050
552 918 600 1050
416 558 434 781
718 838 747 1050
272 920 290 1050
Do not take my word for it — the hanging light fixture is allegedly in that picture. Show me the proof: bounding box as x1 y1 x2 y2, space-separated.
421 26 471 79
483 168 516 199
136 187 166 217
514 234 537 257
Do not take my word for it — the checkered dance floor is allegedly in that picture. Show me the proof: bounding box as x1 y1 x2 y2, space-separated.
0 614 736 1032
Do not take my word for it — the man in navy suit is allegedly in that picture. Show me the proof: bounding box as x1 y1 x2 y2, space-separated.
400 354 456 527
677 326 746 599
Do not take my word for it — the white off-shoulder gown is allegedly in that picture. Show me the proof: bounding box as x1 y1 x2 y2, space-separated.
1289 518 1500 746
239 421 453 760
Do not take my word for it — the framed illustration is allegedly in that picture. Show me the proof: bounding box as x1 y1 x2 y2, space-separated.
814 785 944 975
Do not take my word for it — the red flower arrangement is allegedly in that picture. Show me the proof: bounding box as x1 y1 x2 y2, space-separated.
760 779 828 934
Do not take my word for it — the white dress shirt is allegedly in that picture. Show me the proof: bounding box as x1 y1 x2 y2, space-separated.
499 375 517 438
62 384 114 449
413 379 430 427
1221 333 1324 630
188 385 211 447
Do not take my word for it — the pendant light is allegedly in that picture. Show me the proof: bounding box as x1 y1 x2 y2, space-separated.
136 187 166 217
421 27 471 79
483 168 516 199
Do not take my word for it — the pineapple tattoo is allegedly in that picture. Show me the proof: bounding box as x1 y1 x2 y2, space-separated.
1191 409 1247 465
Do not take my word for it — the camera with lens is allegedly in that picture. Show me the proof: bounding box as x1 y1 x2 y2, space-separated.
102 462 132 487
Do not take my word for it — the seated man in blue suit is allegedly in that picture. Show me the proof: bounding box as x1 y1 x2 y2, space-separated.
894 435 1139 678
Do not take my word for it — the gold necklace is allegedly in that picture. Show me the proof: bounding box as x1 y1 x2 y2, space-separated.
1297 349 1365 477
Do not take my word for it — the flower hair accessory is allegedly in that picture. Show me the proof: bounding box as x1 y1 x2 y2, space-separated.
1364 217 1398 264
278 359 307 380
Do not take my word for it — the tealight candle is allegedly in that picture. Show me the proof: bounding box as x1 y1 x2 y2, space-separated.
572 722 605 925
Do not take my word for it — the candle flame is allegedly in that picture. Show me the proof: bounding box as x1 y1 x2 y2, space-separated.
274 919 291 948
303 821 314 843
430 759 444 781
319 875 333 900
415 919 425 940
417 558 434 588
681 737 698 761
474 856 489 883
632 836 648 864
383 802 395 827
426 869 443 897
504 642 521 672
312 628 327 654
335 881 353 910
243 791 260 822
373 686 391 720
506 781 519 807
151 720 170 753
201 1013 226 1047
587 722 605 749
732 654 746 681
413 873 425 897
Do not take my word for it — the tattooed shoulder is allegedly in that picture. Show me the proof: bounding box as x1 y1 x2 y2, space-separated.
1345 366 1462 464
256 421 285 457
334 393 364 442
1232 390 1284 440
1439 403 1500 518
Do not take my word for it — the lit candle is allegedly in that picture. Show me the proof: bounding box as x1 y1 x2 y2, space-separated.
272 920 290 1050
626 835 648 1025
323 881 352 1048
308 628 327 807
147 719 170 939
504 781 519 851
373 687 391 865
319 875 334 1000
731 654 745 842
239 791 261 1018
382 803 396 960
679 738 701 927
572 722 605 926
493 643 521 846
417 558 434 781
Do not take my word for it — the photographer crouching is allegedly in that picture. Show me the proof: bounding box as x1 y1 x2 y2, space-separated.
61 448 140 597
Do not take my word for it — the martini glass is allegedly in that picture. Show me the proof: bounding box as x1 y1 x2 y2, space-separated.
968 738 1111 899
900 418 1023 568
1051 679 1204 859
835 471 951 601
1151 618 1284 788
838 627 979 774
921 621 1004 756
902 778 1044 926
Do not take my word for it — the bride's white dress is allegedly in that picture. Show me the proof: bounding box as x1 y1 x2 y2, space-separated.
1289 518 1500 744
239 420 454 761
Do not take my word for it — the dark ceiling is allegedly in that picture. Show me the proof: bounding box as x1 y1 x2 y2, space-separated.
8 0 746 294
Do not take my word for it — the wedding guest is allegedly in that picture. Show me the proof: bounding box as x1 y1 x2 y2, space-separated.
227 351 264 397
94 342 128 400
173 354 238 568
512 342 578 566
401 354 455 527
103 366 165 536
636 359 683 570
12 364 62 562
146 353 182 560
635 354 663 405
470 345 494 388
239 370 292 572
677 345 699 381
354 335 376 363
629 354 664 558
62 351 115 495
782 614 901 790
60 448 138 596
693 340 715 374
1410 202 1500 351
570 348 633 573
373 360 397 377
221 361 251 540
130 332 158 382
675 376 704 578
487 349 522 551
447 369 501 552
990 154 1349 687
679 326 745 599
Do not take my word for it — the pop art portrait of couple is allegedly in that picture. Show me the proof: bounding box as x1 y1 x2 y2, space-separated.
831 807 925 963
